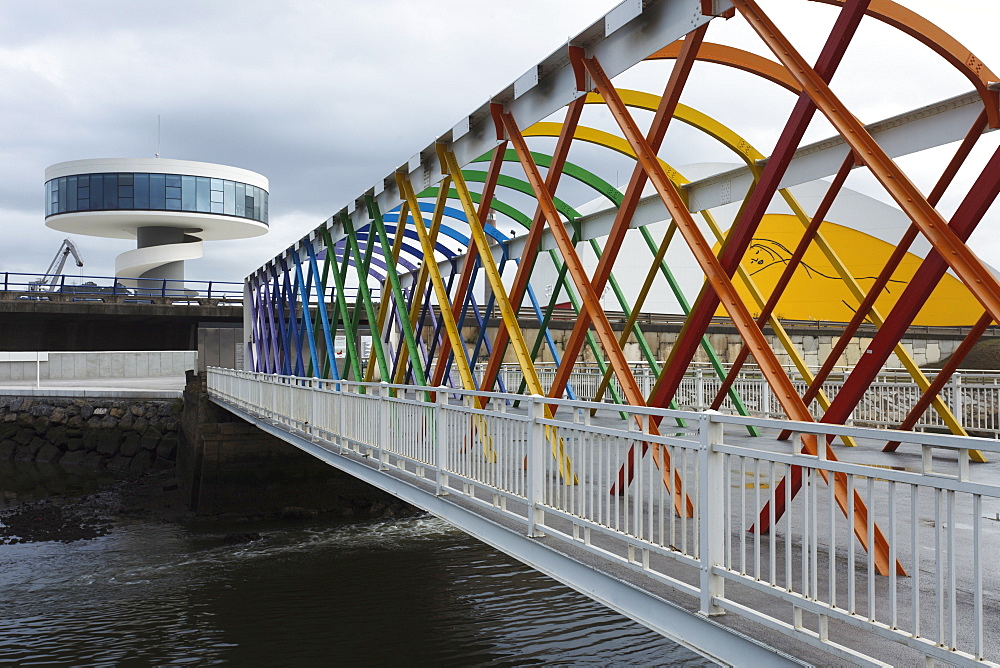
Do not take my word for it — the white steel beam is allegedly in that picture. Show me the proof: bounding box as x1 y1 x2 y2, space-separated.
248 0 730 284
524 89 996 251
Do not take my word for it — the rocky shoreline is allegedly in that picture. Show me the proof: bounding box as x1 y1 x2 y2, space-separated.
0 396 181 476
0 392 420 544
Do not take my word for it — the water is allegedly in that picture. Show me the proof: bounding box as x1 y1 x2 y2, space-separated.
0 503 708 665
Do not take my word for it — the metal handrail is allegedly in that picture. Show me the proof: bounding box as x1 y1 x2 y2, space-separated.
207 367 1000 666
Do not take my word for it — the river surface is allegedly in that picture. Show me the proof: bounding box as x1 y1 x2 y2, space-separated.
0 483 709 666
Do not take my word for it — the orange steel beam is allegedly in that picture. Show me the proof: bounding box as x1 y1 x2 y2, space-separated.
544 27 709 413
780 112 989 440
477 96 587 401
651 1 1000 129
647 41 801 93
735 0 998 549
428 140 507 391
645 0 870 421
810 0 1000 128
499 109 693 517
709 152 855 411
396 179 451 385
884 312 993 453
735 0 1000 327
583 51 901 576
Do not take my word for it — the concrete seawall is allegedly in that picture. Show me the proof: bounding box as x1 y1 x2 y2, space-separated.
0 351 197 382
464 321 965 368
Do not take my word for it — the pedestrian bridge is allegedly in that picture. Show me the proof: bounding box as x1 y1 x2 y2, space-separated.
225 0 1000 663
209 367 999 666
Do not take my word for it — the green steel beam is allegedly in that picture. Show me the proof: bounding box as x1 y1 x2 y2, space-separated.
338 213 390 386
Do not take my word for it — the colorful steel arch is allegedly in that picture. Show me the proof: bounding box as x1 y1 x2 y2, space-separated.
246 0 1000 576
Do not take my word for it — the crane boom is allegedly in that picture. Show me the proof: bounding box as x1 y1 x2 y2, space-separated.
35 239 85 291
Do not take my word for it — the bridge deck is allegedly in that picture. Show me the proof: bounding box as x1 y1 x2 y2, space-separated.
209 369 1000 666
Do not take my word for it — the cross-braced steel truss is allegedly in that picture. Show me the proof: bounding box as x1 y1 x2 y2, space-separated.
244 0 1000 576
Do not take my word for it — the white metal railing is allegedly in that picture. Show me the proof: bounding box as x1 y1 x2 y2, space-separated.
208 367 1000 666
480 362 1000 437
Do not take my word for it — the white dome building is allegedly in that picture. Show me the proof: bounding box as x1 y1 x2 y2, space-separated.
44 158 269 289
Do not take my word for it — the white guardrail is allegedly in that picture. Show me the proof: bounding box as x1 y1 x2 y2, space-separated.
208 367 999 666
484 363 1000 437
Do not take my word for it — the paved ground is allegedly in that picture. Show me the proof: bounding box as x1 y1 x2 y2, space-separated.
556 405 1000 665
0 375 186 398
353 392 1000 665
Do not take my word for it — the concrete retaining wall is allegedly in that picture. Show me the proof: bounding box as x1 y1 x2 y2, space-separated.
464 325 962 370
0 351 197 382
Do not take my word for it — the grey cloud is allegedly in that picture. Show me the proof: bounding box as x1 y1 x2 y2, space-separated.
2 0 998 282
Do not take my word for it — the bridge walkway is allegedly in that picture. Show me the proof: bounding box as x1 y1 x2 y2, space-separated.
208 368 1000 667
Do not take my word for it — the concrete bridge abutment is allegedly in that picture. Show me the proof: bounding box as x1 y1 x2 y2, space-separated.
179 372 413 519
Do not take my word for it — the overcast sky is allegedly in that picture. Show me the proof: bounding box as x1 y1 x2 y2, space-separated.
2 0 998 287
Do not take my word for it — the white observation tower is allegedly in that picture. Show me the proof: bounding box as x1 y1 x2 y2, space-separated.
44 158 269 289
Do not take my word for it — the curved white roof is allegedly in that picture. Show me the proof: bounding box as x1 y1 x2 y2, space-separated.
45 157 268 191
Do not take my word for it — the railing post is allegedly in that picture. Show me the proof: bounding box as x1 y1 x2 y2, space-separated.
951 372 963 426
378 382 389 470
527 394 546 537
760 375 771 417
436 387 449 496
271 373 277 421
698 409 725 616
310 377 319 440
695 368 705 410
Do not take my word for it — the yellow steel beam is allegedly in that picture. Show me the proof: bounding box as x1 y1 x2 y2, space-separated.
396 173 477 393
438 147 545 396
393 178 451 385
398 172 497 463
773 187 985 459
439 144 576 482
700 210 859 447
591 221 677 407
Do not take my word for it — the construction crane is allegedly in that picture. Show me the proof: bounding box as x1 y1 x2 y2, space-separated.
31 239 84 291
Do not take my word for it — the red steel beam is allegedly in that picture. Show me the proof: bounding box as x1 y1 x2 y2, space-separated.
584 51 900 576
778 112 989 440
818 140 1000 427
477 96 586 401
646 0 872 413
709 152 856 411
544 26 709 411
736 0 1000 331
884 312 993 452
759 145 1000 536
